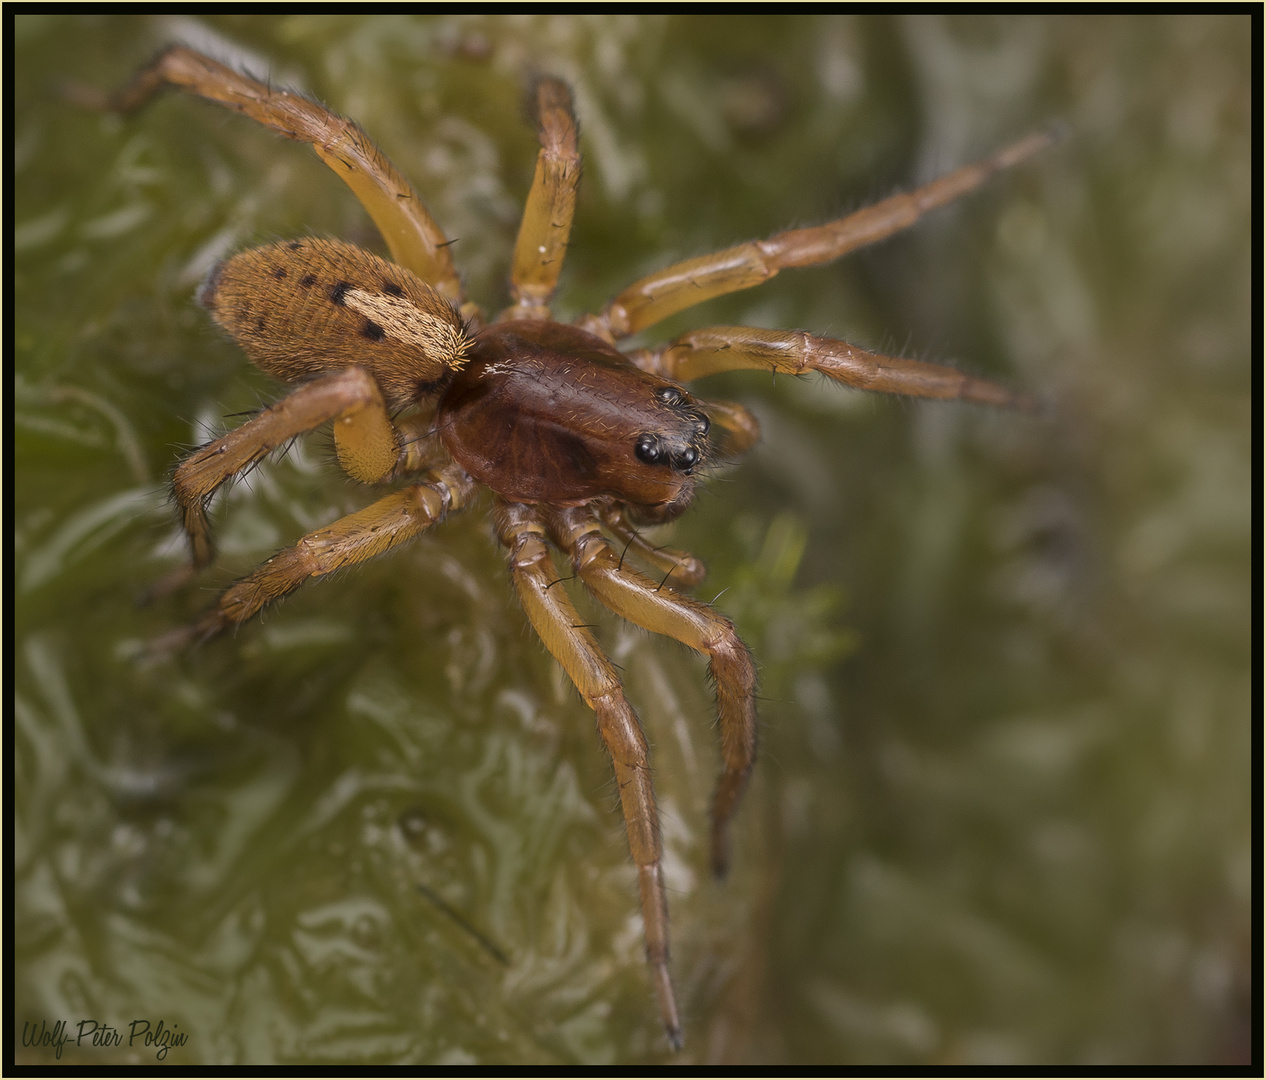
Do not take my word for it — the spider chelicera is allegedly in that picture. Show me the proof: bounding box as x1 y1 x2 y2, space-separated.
105 46 1053 1051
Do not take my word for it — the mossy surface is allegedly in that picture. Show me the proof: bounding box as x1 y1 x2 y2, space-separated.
15 13 1250 1066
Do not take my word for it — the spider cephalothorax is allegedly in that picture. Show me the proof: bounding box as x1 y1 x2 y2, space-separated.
439 322 713 519
106 45 1053 1051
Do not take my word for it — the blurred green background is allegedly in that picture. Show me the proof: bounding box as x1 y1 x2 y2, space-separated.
15 13 1251 1066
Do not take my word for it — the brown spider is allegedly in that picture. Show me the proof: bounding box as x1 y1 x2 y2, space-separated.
104 46 1053 1051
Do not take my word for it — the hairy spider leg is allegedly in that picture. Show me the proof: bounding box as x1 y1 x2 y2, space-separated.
598 504 707 589
587 128 1060 340
494 501 683 1051
155 467 474 653
648 326 1036 409
390 415 453 477
546 507 758 881
503 77 580 321
108 45 472 317
170 367 405 579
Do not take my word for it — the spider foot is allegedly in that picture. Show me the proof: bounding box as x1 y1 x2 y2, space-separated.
134 562 200 609
135 610 222 666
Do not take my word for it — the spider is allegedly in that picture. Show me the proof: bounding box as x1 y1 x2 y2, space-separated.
104 46 1053 1051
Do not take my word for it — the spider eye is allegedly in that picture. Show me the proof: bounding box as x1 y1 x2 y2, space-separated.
674 446 699 471
635 434 663 465
694 414 710 437
656 386 684 406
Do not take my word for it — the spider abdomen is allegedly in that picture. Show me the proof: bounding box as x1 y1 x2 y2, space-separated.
200 238 470 410
437 322 710 518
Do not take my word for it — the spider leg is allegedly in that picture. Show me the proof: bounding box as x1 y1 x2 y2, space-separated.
598 504 707 589
701 399 762 457
390 412 450 477
546 506 758 881
494 500 683 1051
585 128 1059 339
106 46 470 314
645 326 1035 410
501 77 580 322
172 367 405 578
154 466 473 652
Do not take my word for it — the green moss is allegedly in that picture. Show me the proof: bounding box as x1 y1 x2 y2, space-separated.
15 12 1250 1067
